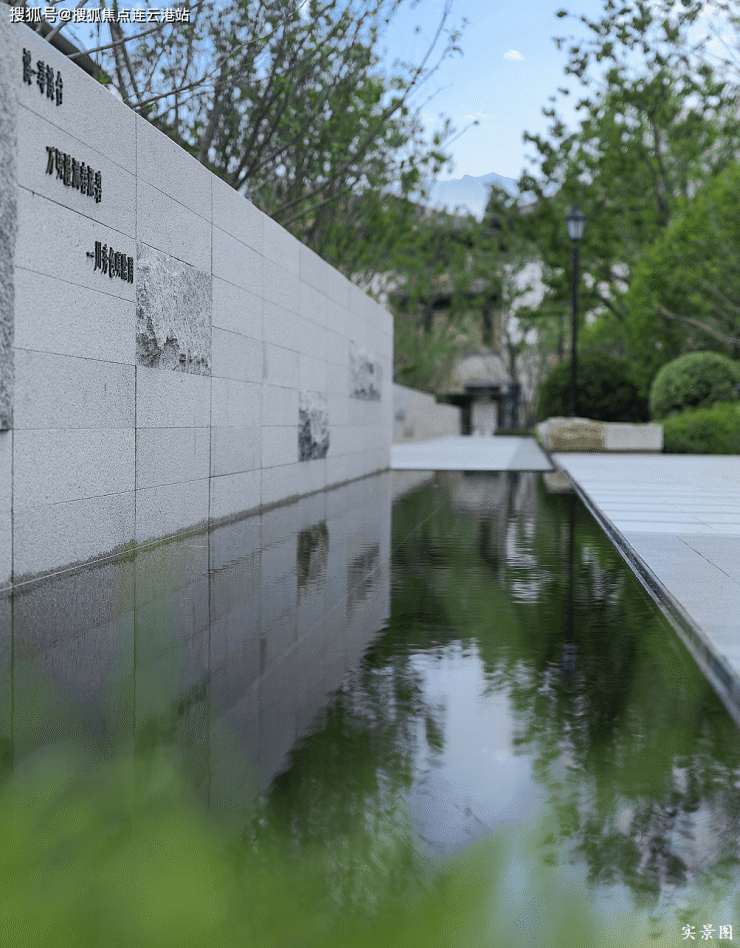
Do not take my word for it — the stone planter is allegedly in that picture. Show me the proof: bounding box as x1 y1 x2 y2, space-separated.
537 417 663 453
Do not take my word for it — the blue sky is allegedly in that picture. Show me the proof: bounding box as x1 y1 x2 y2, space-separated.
378 0 622 181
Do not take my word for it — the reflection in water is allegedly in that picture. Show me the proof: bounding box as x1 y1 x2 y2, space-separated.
2 469 740 938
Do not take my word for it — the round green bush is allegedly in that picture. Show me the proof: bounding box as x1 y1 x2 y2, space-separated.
536 353 647 422
662 402 740 454
649 351 740 420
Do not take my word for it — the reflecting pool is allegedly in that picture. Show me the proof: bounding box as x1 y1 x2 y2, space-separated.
2 469 740 946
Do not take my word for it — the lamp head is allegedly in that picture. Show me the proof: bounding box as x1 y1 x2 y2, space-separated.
566 203 586 242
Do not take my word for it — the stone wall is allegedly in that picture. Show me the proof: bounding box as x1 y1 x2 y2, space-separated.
0 20 393 588
392 383 461 443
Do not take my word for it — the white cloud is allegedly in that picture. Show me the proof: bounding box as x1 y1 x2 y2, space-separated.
504 49 524 61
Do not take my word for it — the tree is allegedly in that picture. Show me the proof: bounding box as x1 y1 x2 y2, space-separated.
515 0 740 345
34 0 467 278
625 162 740 396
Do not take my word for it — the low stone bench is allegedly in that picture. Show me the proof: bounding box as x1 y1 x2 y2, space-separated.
537 417 663 453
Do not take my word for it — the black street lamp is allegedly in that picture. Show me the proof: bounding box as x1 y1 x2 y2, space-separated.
565 203 586 418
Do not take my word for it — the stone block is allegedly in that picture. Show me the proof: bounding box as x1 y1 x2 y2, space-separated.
325 453 352 487
14 350 135 429
0 507 10 591
537 417 663 452
210 425 261 477
262 425 298 468
13 491 135 580
14 268 135 365
604 422 664 452
212 277 262 339
298 392 329 462
298 354 327 395
212 176 263 253
261 463 301 507
262 300 304 352
136 367 211 428
211 378 261 428
137 180 210 272
12 23 137 169
212 328 261 382
136 243 212 374
16 189 134 300
19 104 136 234
349 341 382 401
14 428 134 508
261 384 297 427
136 427 210 490
299 242 351 308
263 258 300 314
209 469 261 521
212 227 262 297
295 456 327 495
0 19 16 434
135 478 210 543
262 212 300 274
262 342 298 387
136 115 211 220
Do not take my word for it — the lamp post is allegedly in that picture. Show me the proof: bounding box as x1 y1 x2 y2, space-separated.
565 204 586 418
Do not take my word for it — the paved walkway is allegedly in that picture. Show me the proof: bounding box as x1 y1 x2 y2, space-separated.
554 453 740 726
391 436 552 472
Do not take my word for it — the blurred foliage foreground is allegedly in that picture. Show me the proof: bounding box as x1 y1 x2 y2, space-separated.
2 744 737 948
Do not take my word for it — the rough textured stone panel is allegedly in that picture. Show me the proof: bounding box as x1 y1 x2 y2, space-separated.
136 242 212 374
0 17 17 430
299 392 330 462
349 342 381 402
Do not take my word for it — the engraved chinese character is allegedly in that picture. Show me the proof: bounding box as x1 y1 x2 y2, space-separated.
45 65 55 100
109 250 118 279
127 256 134 283
55 72 63 106
86 167 96 198
55 149 65 180
93 170 102 203
101 244 108 275
684 928 697 941
63 153 72 186
94 241 102 272
22 49 33 84
720 927 733 940
119 255 127 282
71 158 81 190
45 146 56 175
36 60 46 95
79 163 89 194
703 926 716 940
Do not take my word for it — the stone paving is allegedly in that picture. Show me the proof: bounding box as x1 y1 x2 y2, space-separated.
391 435 552 471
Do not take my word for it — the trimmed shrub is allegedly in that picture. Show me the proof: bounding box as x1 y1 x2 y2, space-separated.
661 402 740 454
537 353 647 422
649 351 740 420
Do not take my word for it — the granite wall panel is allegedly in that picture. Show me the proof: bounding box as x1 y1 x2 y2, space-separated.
3 20 392 584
